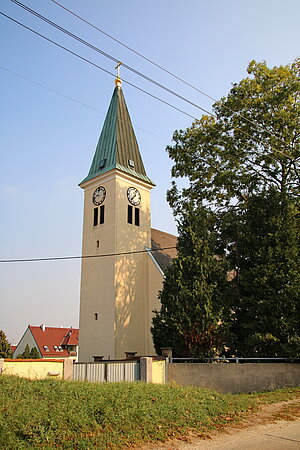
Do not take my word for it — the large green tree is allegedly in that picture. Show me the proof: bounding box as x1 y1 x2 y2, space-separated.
151 205 230 358
0 330 13 359
224 189 300 356
155 59 299 357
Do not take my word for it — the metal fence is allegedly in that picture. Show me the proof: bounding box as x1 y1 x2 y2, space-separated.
172 357 300 364
73 361 141 382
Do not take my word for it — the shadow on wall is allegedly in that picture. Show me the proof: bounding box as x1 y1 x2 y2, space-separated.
114 193 151 357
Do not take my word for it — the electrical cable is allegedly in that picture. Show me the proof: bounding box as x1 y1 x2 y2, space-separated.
3 5 299 163
0 247 177 263
49 0 297 148
0 11 197 120
0 65 169 142
10 0 213 117
8 2 297 162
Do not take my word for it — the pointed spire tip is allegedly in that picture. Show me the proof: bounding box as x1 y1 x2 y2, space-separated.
115 61 122 87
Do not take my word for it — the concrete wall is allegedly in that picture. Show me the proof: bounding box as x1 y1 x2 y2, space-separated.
0 359 73 380
168 363 300 393
140 358 166 384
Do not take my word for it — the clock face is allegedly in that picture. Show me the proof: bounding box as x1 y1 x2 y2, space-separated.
92 186 106 205
127 187 141 206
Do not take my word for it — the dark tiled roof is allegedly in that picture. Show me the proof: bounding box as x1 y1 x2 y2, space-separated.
80 86 154 186
29 326 79 358
150 228 177 273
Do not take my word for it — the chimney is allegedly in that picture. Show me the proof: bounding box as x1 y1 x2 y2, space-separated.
40 324 46 332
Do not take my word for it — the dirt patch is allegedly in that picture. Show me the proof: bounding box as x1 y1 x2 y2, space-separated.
138 398 300 449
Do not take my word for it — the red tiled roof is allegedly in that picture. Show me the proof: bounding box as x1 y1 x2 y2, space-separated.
29 326 79 358
11 345 17 353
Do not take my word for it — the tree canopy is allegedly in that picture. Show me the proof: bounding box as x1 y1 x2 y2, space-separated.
0 330 13 359
151 206 229 357
152 59 300 358
16 344 41 359
168 59 299 208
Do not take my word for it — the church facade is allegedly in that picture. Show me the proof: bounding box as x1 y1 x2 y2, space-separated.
78 77 176 361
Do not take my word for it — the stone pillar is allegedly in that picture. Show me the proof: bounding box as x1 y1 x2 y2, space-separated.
63 358 74 380
161 347 173 363
140 357 152 383
0 358 4 374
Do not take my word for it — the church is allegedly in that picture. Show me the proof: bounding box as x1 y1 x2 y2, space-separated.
78 75 177 361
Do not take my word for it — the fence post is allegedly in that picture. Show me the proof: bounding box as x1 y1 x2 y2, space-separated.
161 347 173 363
0 358 4 374
140 357 152 383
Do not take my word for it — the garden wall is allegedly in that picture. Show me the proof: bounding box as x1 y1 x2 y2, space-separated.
168 363 300 393
0 358 73 380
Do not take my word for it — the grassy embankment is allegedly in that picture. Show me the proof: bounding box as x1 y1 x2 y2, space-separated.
0 375 299 449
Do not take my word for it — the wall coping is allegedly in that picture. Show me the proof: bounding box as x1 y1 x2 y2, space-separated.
5 359 65 363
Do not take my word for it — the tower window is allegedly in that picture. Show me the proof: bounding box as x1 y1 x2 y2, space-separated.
99 159 106 169
135 208 140 226
95 313 98 320
100 205 105 224
93 207 98 226
96 240 100 248
127 205 133 224
128 159 135 168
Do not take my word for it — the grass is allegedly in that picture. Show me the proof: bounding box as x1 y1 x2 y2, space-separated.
0 375 299 449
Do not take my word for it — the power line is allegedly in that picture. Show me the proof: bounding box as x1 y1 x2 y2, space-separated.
2 10 296 163
10 0 213 117
49 0 295 148
0 65 168 143
50 0 221 104
0 11 197 120
0 246 177 263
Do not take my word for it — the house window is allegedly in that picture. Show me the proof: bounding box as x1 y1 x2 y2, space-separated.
53 345 59 352
127 205 133 224
43 345 49 352
100 205 105 224
93 207 98 226
135 208 140 226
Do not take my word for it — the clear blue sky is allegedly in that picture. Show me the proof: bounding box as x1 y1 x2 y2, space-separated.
1 0 299 344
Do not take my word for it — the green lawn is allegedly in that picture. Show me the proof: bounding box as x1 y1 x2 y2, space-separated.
0 375 299 449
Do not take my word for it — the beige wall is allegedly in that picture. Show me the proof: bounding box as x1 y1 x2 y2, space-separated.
152 360 166 384
79 169 162 361
168 363 300 393
2 359 65 380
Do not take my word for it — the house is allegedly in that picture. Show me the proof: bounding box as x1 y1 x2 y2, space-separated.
14 325 79 360
78 74 177 361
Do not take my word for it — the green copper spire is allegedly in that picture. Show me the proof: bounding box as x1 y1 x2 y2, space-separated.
80 84 154 185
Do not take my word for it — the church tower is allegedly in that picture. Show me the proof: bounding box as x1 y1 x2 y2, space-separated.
78 76 155 361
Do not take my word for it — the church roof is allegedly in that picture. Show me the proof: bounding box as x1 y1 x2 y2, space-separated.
80 85 154 186
150 228 178 273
